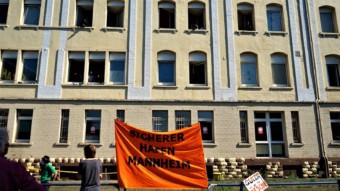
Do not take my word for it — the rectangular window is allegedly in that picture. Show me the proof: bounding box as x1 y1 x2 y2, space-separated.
241 53 258 86
267 5 283 31
327 64 340 87
0 109 9 129
188 2 205 30
59 110 69 143
159 2 175 29
1 51 17 82
175 111 191 129
159 61 175 85
291 111 301 143
89 52 105 84
23 0 40 25
22 51 38 82
76 0 93 27
68 52 85 83
255 112 285 157
320 7 336 33
107 0 124 27
198 111 213 143
330 112 340 142
110 53 125 84
238 4 254 31
152 111 168 132
16 109 33 143
189 62 206 85
116 110 125 122
85 110 101 143
240 111 249 143
0 0 9 24
271 54 288 86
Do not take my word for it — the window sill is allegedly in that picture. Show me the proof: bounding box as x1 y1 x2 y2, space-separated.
185 85 210 90
238 86 262 90
54 143 70 147
265 31 288 36
0 81 38 86
184 29 209 34
290 143 304 147
237 142 252 147
0 24 9 29
269 86 293 91
10 142 32 146
78 142 102 147
15 25 40 30
69 26 94 32
329 141 340 147
154 28 178 33
203 143 217 147
319 32 340 38
326 87 340 91
153 85 178 89
101 27 126 32
235 30 258 36
62 83 128 88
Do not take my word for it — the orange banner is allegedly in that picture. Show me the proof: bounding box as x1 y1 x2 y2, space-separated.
115 119 208 189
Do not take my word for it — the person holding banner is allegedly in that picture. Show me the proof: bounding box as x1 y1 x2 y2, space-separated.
78 144 102 191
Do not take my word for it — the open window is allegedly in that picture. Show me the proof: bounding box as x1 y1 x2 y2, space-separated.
271 53 288 87
68 52 85 83
159 1 175 29
188 2 205 30
158 51 175 85
267 4 283 31
320 6 337 33
326 55 340 87
23 0 40 25
107 0 124 27
110 52 126 84
238 3 254 31
0 0 9 24
88 52 105 84
189 51 207 85
1 51 17 82
22 51 38 83
240 52 258 86
76 0 93 27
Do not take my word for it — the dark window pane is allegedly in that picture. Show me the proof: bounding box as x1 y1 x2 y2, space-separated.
159 61 174 83
188 3 205 29
327 64 340 87
159 6 175 28
89 59 105 83
68 59 84 82
254 112 265 119
255 122 267 141
1 58 17 81
189 62 205 84
22 58 38 81
76 3 93 27
0 4 9 24
107 4 124 27
200 121 212 141
270 122 283 141
331 112 340 119
24 4 40 25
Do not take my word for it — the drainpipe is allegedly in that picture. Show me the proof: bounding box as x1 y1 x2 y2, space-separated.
301 0 329 178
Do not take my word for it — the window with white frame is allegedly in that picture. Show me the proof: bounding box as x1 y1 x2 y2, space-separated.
59 110 69 143
110 52 126 84
0 51 17 82
189 51 207 85
68 52 85 83
0 0 9 24
158 51 175 85
152 111 168 132
107 0 124 27
116 109 125 122
198 111 213 143
175 111 191 129
16 109 33 143
188 2 205 30
267 4 283 31
159 1 175 29
240 53 258 86
330 112 340 142
239 111 249 143
271 53 288 87
0 109 9 129
89 52 105 84
326 55 340 87
255 112 285 157
22 51 38 83
238 3 254 31
319 6 337 33
85 110 101 143
23 0 40 25
76 0 93 27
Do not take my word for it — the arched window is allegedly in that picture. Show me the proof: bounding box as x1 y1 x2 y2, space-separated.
159 1 175 29
267 4 283 31
271 53 288 86
326 55 340 87
158 51 176 85
188 2 205 30
240 53 257 86
238 3 254 31
107 0 124 27
189 51 206 85
319 6 337 32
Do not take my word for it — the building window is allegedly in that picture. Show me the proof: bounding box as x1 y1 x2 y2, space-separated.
255 112 285 157
238 3 254 31
85 110 101 143
188 2 205 30
291 111 301 143
0 51 17 82
23 0 40 25
240 53 258 86
0 109 9 129
158 51 175 85
116 110 125 122
239 111 249 143
175 111 191 129
107 0 124 27
198 111 213 143
89 52 105 84
267 4 283 31
271 53 288 87
22 51 38 83
68 52 85 83
326 55 340 87
0 0 9 24
59 110 69 143
330 112 340 142
189 51 206 85
320 6 337 33
159 1 175 29
16 109 33 143
110 52 126 84
76 0 93 27
152 111 168 132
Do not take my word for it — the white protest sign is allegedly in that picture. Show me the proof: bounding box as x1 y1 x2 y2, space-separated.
243 172 268 191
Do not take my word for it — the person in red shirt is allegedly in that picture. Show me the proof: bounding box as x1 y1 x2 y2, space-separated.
0 128 44 191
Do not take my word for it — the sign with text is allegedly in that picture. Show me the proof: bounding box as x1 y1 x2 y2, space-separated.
115 119 208 189
243 172 269 191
